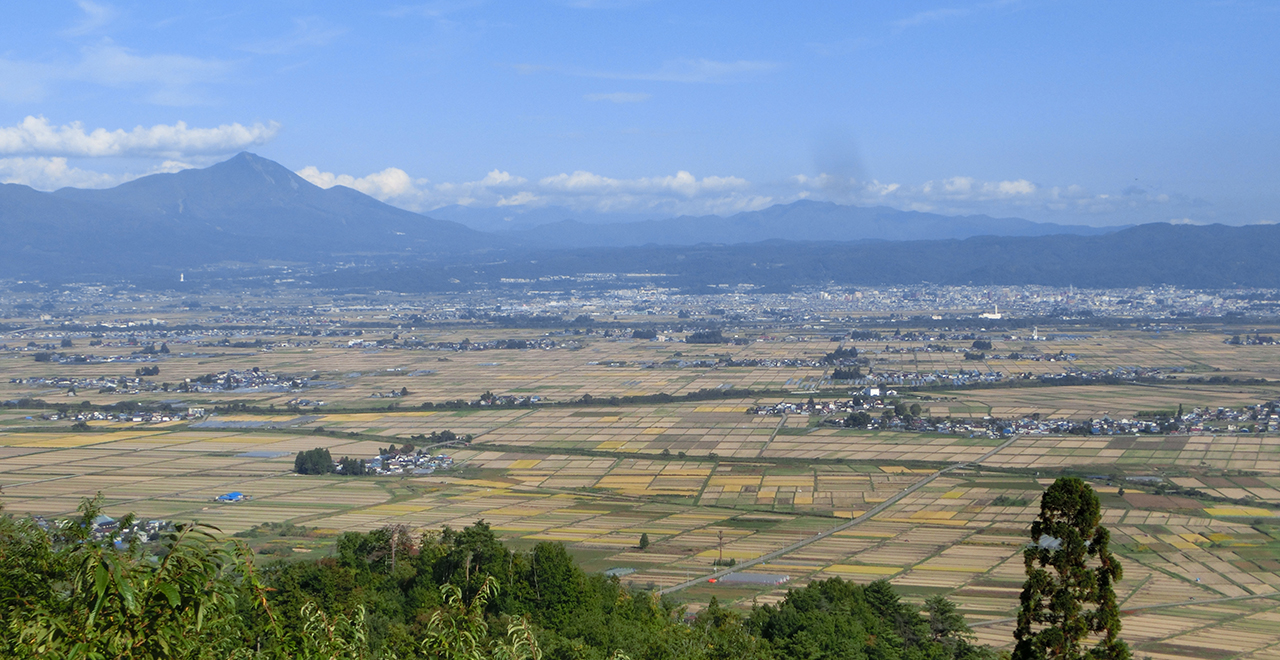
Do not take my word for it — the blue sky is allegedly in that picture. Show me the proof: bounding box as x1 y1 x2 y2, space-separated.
1 0 1277 226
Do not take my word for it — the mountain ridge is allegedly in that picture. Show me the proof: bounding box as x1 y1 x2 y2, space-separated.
0 153 1267 289
499 199 1119 248
0 153 491 274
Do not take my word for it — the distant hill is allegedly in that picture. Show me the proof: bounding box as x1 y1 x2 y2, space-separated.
427 204 653 232
316 222 1280 292
0 153 489 276
501 200 1119 248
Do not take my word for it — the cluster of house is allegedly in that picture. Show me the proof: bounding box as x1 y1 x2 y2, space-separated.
1035 365 1183 382
845 369 1005 388
362 452 454 475
1225 333 1279 346
12 374 166 395
751 396 1280 437
343 337 568 352
9 351 166 365
32 514 176 543
182 368 305 393
473 393 542 407
750 395 899 417
39 408 204 424
982 351 1077 362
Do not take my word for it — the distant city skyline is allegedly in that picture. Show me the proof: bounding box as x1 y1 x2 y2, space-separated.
1 1 1276 226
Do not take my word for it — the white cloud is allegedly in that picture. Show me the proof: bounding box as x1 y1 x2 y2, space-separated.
0 157 119 190
8 148 1203 225
538 170 748 197
296 165 423 199
919 176 1037 200
297 164 763 215
497 191 539 206
0 116 280 158
584 92 651 103
0 156 197 191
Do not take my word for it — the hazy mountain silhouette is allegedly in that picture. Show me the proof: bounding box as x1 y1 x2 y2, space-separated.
0 152 488 275
501 200 1118 247
318 222 1280 292
1 153 1261 290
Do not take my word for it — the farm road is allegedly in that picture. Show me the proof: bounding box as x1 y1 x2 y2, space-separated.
656 433 1024 595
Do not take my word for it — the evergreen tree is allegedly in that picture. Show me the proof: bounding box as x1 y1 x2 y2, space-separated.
294 447 334 475
1013 477 1130 660
638 533 649 550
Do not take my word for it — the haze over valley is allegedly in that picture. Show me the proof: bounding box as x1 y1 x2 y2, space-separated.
2 4 1280 660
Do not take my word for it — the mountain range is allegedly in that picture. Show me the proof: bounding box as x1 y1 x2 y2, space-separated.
0 152 1274 289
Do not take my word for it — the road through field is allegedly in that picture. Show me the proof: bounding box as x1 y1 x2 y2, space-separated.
657 433 1024 595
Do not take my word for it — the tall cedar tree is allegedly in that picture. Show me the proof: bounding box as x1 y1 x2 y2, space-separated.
1013 477 1130 660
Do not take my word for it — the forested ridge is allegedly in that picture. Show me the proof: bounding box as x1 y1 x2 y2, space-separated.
0 498 992 660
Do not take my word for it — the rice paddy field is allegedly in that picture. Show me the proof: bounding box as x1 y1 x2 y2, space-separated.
4 317 1280 658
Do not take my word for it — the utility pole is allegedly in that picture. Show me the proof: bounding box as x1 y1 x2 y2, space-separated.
718 530 724 565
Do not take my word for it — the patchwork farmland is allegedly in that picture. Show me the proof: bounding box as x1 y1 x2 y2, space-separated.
4 305 1280 658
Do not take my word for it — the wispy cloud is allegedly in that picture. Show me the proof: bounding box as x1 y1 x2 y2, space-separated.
892 0 1021 31
807 37 876 57
383 1 487 19
76 42 231 88
584 92 650 103
62 0 117 37
0 116 280 159
240 17 347 55
559 0 654 8
0 42 233 105
588 58 779 83
517 58 779 84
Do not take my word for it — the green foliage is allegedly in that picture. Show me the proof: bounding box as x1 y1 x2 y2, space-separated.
823 346 858 362
749 578 992 660
830 367 861 380
926 594 974 649
686 330 726 344
991 495 1031 507
1013 477 1130 660
338 456 368 475
0 496 276 659
845 411 873 427
3 500 994 660
294 448 334 475
638 533 650 550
